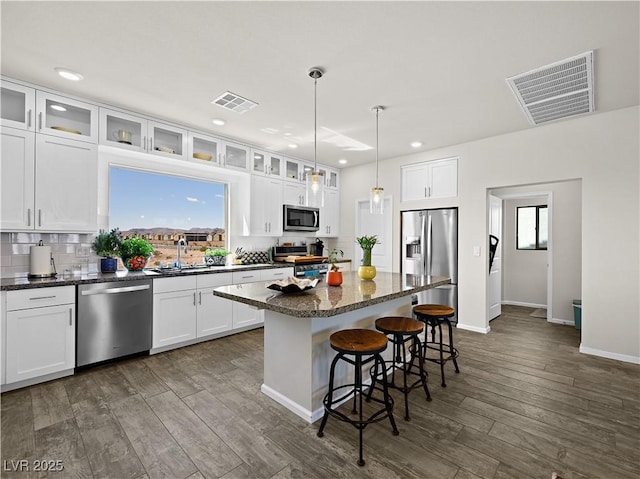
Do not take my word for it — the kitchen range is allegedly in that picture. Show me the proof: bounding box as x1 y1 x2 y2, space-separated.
272 245 329 277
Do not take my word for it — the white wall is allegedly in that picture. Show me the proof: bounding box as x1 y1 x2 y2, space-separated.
338 106 639 363
502 197 548 308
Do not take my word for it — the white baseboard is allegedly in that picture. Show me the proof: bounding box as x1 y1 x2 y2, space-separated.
579 345 640 365
548 318 574 326
261 383 317 423
457 323 490 334
502 300 547 309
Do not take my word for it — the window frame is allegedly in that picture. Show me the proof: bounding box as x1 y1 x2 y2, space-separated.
516 204 548 250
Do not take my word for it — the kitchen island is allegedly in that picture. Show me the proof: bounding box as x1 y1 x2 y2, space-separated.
214 271 450 423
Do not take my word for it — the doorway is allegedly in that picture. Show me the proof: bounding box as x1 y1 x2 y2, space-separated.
487 189 553 322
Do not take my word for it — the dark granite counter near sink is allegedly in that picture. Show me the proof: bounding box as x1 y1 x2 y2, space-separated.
0 263 292 291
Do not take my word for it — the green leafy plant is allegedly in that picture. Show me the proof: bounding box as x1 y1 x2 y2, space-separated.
92 229 120 258
356 235 378 266
325 248 344 272
205 248 231 257
118 234 154 271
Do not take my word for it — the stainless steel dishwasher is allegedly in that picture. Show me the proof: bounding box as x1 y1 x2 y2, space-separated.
77 279 153 367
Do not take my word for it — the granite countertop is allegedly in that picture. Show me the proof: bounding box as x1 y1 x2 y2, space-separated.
0 263 293 291
213 271 450 318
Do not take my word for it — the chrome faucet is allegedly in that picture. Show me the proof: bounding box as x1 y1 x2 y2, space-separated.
176 238 188 268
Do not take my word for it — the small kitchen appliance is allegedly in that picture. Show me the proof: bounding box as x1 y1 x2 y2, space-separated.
283 204 320 232
273 245 328 277
28 240 57 278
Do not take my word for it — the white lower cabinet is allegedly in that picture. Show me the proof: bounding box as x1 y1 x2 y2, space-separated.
152 276 198 349
196 273 233 337
5 286 75 384
231 271 262 329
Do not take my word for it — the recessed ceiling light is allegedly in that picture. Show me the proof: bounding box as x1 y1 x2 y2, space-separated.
338 159 348 164
288 143 298 149
410 141 423 148
212 119 226 126
283 132 292 136
54 67 83 81
50 104 67 112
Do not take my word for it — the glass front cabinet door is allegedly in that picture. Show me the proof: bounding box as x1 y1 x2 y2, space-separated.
1 81 36 131
36 91 98 143
99 108 147 152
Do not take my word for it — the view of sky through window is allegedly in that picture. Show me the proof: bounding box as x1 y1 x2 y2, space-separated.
109 167 226 231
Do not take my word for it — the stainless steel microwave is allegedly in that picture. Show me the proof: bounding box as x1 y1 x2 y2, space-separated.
283 204 320 232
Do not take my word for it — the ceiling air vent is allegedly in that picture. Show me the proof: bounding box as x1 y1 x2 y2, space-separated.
507 51 594 125
211 91 258 114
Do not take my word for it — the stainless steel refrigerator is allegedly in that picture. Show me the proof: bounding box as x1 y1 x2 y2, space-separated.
401 208 458 323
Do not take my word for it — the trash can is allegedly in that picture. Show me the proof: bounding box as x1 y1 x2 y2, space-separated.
572 300 582 330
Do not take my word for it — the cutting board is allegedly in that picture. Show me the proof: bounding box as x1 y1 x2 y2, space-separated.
274 256 327 263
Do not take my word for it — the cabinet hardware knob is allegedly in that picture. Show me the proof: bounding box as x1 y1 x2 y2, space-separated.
27 208 31 226
38 209 42 227
38 112 42 130
199 291 202 305
27 110 32 128
193 292 196 306
69 308 73 326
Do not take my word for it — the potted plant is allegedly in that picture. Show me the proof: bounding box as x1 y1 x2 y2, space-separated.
119 234 154 271
92 229 120 273
325 248 344 286
356 235 378 280
204 248 231 266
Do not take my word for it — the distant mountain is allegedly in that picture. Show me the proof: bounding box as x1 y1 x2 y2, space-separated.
120 227 225 235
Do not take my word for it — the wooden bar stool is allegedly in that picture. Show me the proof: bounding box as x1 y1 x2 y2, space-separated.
413 304 460 387
368 316 432 421
317 328 399 466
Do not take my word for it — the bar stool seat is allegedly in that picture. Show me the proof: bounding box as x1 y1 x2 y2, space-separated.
317 328 399 466
369 316 431 421
413 304 460 387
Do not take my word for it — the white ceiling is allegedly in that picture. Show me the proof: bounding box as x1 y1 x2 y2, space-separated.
2 1 638 168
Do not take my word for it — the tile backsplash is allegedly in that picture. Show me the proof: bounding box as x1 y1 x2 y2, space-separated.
1 232 100 278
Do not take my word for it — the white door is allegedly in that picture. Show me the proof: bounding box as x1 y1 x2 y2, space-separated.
355 197 392 272
488 194 502 320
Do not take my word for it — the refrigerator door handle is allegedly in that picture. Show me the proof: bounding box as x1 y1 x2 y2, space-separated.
427 214 433 276
420 214 427 275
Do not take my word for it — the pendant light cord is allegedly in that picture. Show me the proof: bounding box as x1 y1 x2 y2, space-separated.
375 107 379 188
314 75 317 171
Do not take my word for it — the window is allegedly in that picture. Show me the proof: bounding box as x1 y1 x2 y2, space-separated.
109 166 227 266
516 205 548 250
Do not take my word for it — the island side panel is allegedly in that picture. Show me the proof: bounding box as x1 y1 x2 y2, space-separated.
262 295 412 423
262 310 315 421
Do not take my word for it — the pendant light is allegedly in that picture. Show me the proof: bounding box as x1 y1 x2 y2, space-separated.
305 67 325 208
370 105 384 214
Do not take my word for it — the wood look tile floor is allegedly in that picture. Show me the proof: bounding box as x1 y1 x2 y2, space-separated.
1 305 639 479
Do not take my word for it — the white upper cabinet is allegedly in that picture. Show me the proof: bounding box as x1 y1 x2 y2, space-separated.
34 135 98 232
148 120 188 160
1 128 97 232
1 81 36 131
99 108 147 153
188 131 222 166
99 108 188 160
251 149 283 177
283 182 306 206
1 128 35 230
401 157 458 202
251 175 283 236
284 157 314 183
36 91 98 143
221 140 249 171
317 188 340 237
